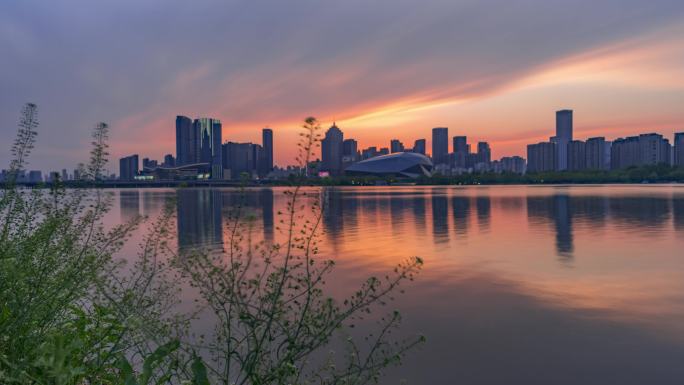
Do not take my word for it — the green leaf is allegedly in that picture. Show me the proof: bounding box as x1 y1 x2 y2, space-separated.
190 356 210 385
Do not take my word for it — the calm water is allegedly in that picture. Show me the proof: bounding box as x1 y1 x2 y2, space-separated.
111 185 684 385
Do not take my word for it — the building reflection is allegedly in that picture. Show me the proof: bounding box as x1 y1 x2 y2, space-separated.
451 196 470 237
527 194 573 260
431 189 449 243
608 196 670 229
674 195 684 232
259 188 274 244
476 196 491 232
412 193 427 234
119 190 140 222
176 189 223 251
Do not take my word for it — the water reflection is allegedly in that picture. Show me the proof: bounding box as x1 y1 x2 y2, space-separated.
119 190 140 222
114 186 684 385
431 191 449 244
176 189 223 250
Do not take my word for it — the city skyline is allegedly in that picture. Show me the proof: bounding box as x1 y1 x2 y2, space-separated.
2 1 684 171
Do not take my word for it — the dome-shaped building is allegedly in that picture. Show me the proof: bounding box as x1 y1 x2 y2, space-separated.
345 152 433 178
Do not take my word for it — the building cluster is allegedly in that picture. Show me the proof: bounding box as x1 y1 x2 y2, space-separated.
319 124 522 177
118 116 274 181
528 110 684 173
0 168 87 184
319 109 684 178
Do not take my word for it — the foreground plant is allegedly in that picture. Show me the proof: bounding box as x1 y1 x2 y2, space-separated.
0 105 423 384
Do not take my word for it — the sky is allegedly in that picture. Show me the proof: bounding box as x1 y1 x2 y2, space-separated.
2 0 684 172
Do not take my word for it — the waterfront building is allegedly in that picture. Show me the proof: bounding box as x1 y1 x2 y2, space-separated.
413 139 426 155
28 170 42 183
675 132 684 167
585 137 608 170
195 118 223 179
476 142 491 166
567 140 586 171
432 127 449 165
390 139 405 153
345 152 433 178
119 154 139 181
321 123 344 176
638 133 671 166
527 142 556 173
262 128 274 174
163 154 175 167
222 142 254 180
551 109 573 171
361 146 378 160
175 115 196 166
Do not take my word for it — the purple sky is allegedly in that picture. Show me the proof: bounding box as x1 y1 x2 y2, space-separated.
2 0 684 172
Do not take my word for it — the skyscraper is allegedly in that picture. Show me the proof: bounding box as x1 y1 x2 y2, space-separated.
390 139 405 153
194 118 223 179
432 127 449 165
567 140 586 171
552 109 573 171
262 128 274 173
476 142 491 165
163 154 175 167
343 139 358 164
527 142 556 172
674 132 684 167
321 123 344 176
119 154 139 181
585 137 607 170
453 136 468 154
413 139 426 155
222 142 254 180
175 116 195 166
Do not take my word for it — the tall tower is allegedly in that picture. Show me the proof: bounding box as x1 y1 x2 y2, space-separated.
194 118 223 179
175 115 195 166
432 127 449 165
675 132 684 167
321 123 344 176
552 109 573 171
262 128 274 173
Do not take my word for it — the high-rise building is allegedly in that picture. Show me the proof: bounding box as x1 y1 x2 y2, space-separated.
610 133 670 169
195 118 223 179
611 136 640 169
585 137 607 170
638 133 671 166
476 142 491 165
527 142 556 173
552 109 573 171
453 136 468 154
321 123 344 176
163 154 175 167
175 116 195 166
119 154 139 181
498 156 526 174
343 139 358 164
675 132 684 167
390 139 405 153
379 147 390 156
567 140 586 171
262 128 274 173
28 170 42 183
222 142 254 180
413 139 426 155
361 147 378 160
432 127 449 165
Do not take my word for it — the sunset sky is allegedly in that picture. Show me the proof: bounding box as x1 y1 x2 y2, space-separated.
2 0 684 171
